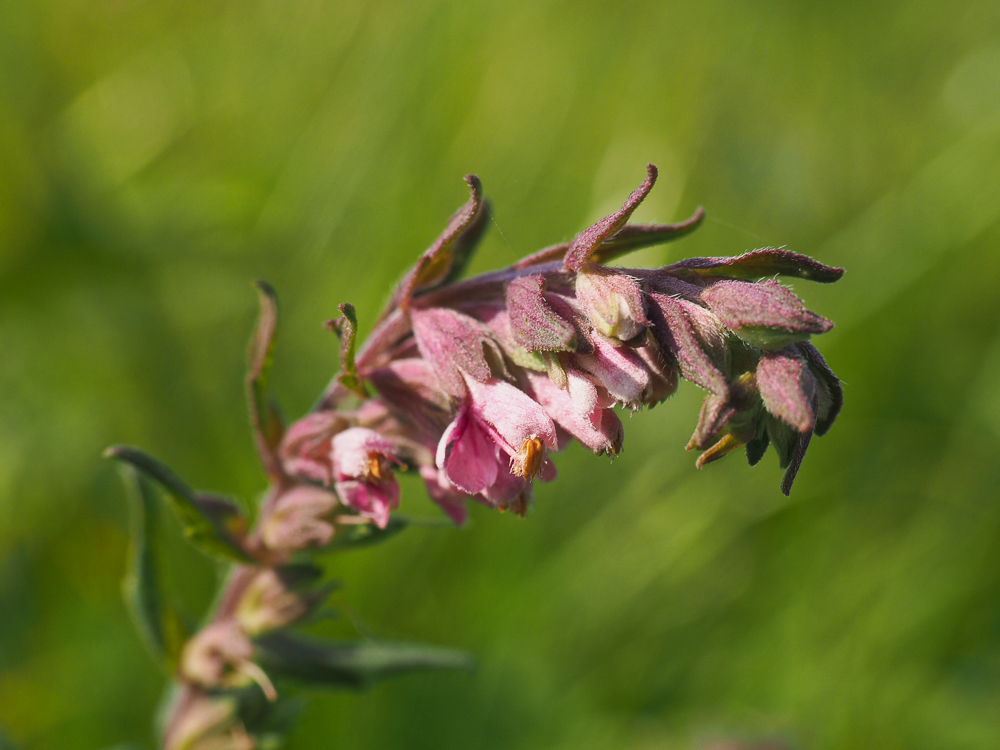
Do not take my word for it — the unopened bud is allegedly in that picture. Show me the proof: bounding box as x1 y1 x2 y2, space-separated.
179 619 276 701
235 568 315 636
575 264 647 341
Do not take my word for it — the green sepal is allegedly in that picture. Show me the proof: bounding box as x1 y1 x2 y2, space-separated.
327 303 368 398
253 632 474 691
118 465 188 671
105 446 252 563
247 281 284 481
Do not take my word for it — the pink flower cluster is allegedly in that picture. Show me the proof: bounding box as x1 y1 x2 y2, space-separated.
271 164 843 532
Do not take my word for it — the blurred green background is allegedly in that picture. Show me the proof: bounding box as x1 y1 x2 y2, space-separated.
3 0 1000 747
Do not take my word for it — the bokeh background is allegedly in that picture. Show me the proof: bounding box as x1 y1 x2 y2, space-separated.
3 0 1000 747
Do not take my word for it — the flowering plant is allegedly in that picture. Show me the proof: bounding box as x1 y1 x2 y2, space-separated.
106 164 842 748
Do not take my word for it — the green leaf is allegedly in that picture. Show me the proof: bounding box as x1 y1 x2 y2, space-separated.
254 632 475 690
327 303 367 398
247 280 284 480
118 465 187 671
321 514 410 553
234 688 307 749
105 446 251 562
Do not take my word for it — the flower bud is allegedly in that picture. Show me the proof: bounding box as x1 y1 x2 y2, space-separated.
179 619 275 700
700 278 833 350
163 692 251 750
235 568 317 636
575 263 647 341
278 410 348 484
260 484 339 553
331 427 401 528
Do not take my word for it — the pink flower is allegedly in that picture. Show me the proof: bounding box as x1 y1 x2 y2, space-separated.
331 427 401 528
436 375 557 500
523 369 623 456
574 263 647 341
260 484 339 553
573 334 658 411
410 306 505 396
278 411 347 485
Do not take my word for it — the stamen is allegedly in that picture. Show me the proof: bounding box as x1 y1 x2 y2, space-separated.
511 437 545 479
363 453 384 481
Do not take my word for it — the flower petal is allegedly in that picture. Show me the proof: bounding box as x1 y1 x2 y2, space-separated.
465 376 558 454
331 427 397 480
573 335 653 411
525 370 623 455
419 465 470 525
436 405 500 495
335 478 400 529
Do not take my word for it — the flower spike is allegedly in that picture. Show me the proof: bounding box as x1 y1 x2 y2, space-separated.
112 164 845 749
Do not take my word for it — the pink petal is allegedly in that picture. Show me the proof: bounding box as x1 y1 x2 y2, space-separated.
335 476 400 529
331 427 397 480
261 485 339 552
436 405 501 495
419 466 469 525
573 335 652 410
479 466 532 513
278 410 347 485
525 370 623 455
464 376 558 454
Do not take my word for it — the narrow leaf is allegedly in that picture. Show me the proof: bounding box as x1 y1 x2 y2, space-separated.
327 303 367 398
394 175 485 310
441 197 491 286
564 164 657 271
664 247 844 283
587 206 706 265
254 632 474 690
247 280 283 481
118 465 187 670
105 446 251 562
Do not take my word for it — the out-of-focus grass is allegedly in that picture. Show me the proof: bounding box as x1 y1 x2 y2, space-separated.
2 0 1000 747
